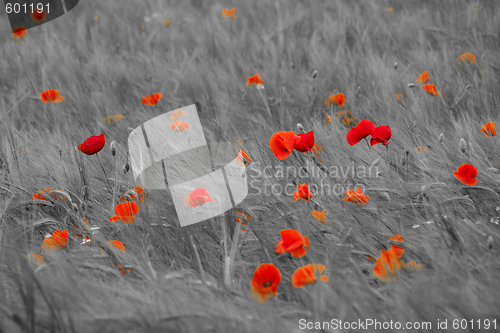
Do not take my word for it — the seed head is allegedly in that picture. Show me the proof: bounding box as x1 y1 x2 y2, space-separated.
123 162 130 174
394 62 398 69
460 138 467 154
408 83 416 88
312 70 318 79
110 141 117 156
438 133 444 144
487 235 493 250
297 123 305 133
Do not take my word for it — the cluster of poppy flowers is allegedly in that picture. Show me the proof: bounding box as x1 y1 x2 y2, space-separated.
169 110 190 132
269 130 315 160
251 228 329 304
415 70 439 97
326 110 358 128
346 120 391 147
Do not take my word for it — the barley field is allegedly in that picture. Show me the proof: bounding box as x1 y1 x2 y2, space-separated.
1 0 500 332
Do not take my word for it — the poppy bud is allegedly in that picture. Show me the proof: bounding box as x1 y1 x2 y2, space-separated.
128 127 134 134
371 158 380 167
312 70 318 79
401 157 406 167
408 83 416 88
297 123 305 133
80 201 87 215
123 162 130 174
147 245 154 258
460 138 467 154
404 149 410 156
72 203 78 212
487 236 493 250
438 133 444 144
394 62 398 69
110 141 116 156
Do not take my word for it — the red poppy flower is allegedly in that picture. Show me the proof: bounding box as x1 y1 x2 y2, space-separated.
42 229 68 252
108 240 126 253
310 209 327 224
346 120 375 146
118 185 146 204
110 202 140 224
236 150 251 166
142 93 163 106
270 130 297 160
422 84 438 97
325 93 345 108
389 234 405 258
30 10 47 23
184 187 214 209
342 187 369 206
372 248 401 282
292 264 329 288
480 121 496 137
453 164 477 186
12 27 27 41
294 131 315 152
250 263 281 304
458 52 476 66
77 133 105 155
370 125 392 146
246 73 264 86
293 183 312 202
40 89 64 103
416 71 429 84
276 229 310 258
222 8 236 19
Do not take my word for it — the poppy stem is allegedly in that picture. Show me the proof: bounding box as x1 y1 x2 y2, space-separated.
95 153 113 196
257 87 272 119
364 137 371 149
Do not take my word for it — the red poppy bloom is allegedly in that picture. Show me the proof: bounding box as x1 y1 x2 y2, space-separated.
222 8 236 19
246 73 264 86
169 121 191 132
40 89 64 103
250 263 281 304
292 264 329 288
77 133 105 155
370 125 392 146
293 183 312 202
12 27 27 41
236 150 251 166
42 229 68 252
372 248 402 282
325 93 345 108
480 121 496 137
118 185 146 204
294 131 315 152
453 164 477 186
310 209 327 224
184 187 214 209
142 93 163 106
422 84 438 97
346 120 375 146
416 71 429 84
270 130 297 160
342 187 369 206
458 52 476 66
30 10 47 23
276 229 310 258
108 240 126 253
110 202 140 224
389 234 405 258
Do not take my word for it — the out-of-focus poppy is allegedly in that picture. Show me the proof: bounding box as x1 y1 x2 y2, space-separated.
295 131 315 152
325 93 345 108
30 188 66 205
110 202 140 224
372 247 401 282
104 114 123 125
293 183 312 202
276 229 310 258
163 20 170 26
250 263 281 304
312 144 323 163
453 164 477 186
231 210 252 232
142 93 163 106
370 125 392 146
102 240 125 253
458 52 476 66
346 120 375 146
40 89 64 103
25 253 45 266
310 209 327 224
184 187 214 209
422 84 438 97
246 73 264 86
222 8 236 19
236 150 251 166
480 121 496 137
169 110 187 120
118 185 146 204
343 187 369 206
12 27 27 41
77 133 105 155
417 71 429 84
270 130 297 160
292 264 329 288
30 10 47 23
169 120 191 132
389 234 405 258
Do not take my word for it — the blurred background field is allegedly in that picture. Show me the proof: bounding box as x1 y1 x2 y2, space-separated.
1 0 500 332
